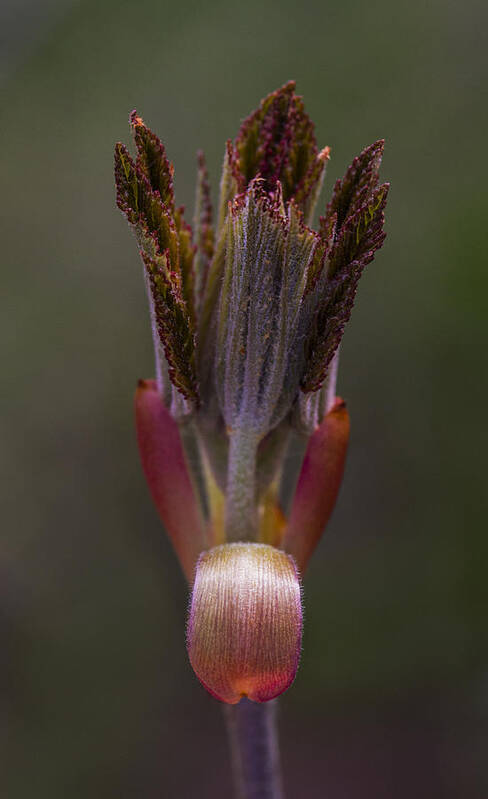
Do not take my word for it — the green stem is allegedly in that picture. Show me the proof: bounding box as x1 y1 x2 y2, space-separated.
224 700 284 799
179 420 209 522
225 428 259 541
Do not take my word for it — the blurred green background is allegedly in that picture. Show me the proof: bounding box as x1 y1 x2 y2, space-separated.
2 0 487 796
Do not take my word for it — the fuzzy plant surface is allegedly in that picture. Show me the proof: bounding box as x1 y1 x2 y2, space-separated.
114 81 389 708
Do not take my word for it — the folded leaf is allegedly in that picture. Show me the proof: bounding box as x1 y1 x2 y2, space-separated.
142 251 198 402
130 110 175 209
301 146 389 394
215 182 317 437
115 125 198 404
231 81 328 216
323 139 385 233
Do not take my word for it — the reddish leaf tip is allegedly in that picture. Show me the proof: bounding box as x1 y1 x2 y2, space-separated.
129 109 144 127
137 378 154 390
330 396 347 412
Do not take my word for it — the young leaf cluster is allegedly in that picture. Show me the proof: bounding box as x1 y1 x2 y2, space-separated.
114 84 389 444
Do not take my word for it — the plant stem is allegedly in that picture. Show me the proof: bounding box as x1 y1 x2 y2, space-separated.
325 346 340 413
179 420 209 522
224 699 284 799
225 428 259 541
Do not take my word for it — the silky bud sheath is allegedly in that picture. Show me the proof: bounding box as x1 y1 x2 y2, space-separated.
187 543 302 704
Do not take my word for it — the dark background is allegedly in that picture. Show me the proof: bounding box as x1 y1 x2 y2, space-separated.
2 0 487 796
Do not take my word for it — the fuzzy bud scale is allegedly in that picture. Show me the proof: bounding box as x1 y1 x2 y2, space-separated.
187 543 302 704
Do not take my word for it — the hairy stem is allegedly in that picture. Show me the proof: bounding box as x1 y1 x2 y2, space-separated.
225 428 259 541
224 700 284 799
179 420 209 522
325 347 340 413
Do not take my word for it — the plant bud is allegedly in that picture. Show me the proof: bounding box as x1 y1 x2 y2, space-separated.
187 543 302 704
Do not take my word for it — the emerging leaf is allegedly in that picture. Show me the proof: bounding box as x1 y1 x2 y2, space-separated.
215 181 317 438
114 119 199 404
142 251 198 402
233 81 326 211
114 90 391 709
130 110 175 209
323 139 385 232
217 140 239 234
129 112 197 322
301 144 389 393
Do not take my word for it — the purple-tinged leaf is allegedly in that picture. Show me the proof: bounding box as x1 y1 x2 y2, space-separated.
114 141 150 225
114 142 180 264
142 250 198 403
322 138 385 234
301 172 389 394
115 131 199 405
130 110 175 210
173 205 197 324
294 145 330 224
234 81 293 191
128 112 197 321
231 82 328 214
303 230 330 297
215 181 317 437
217 140 239 233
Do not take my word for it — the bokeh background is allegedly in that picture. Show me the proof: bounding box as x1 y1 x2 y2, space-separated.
2 0 487 796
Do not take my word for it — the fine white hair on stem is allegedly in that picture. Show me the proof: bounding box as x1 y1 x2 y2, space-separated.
326 346 340 413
